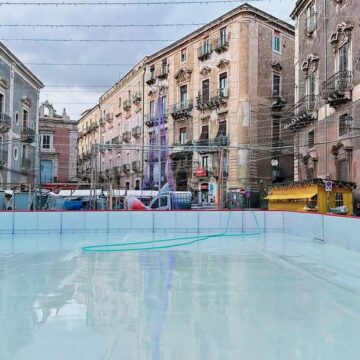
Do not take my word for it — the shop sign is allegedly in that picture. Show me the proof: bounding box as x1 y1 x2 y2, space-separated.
195 168 207 177
201 183 209 190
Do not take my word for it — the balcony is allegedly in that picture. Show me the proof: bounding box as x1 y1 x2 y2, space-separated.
123 99 132 111
195 136 229 153
283 95 318 132
0 148 8 168
196 88 229 111
132 92 142 105
21 157 32 175
144 114 167 128
122 163 131 173
157 65 169 80
214 36 229 53
321 70 353 108
304 14 317 37
0 113 11 133
21 127 35 143
132 125 141 139
146 72 156 86
122 130 132 143
105 169 112 179
169 100 193 120
113 166 121 176
105 113 113 123
132 160 141 172
197 45 212 61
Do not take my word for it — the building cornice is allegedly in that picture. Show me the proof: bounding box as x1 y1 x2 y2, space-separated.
146 3 295 64
290 0 311 19
0 41 44 89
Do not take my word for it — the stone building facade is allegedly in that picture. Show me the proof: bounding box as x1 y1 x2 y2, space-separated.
290 0 360 200
143 4 294 204
0 42 43 189
77 4 295 204
39 101 77 183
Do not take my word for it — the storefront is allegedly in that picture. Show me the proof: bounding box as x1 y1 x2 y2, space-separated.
265 179 356 214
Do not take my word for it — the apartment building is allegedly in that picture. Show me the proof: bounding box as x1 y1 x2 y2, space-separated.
77 104 101 182
143 4 294 204
0 42 44 189
290 0 360 200
39 101 77 183
99 59 146 191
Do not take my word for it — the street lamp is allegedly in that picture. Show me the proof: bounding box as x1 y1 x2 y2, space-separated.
271 158 279 167
345 115 360 131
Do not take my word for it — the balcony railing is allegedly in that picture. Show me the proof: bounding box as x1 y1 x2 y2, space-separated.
132 125 141 138
157 64 169 80
21 127 35 143
195 136 229 153
196 88 229 111
99 117 105 126
122 163 131 173
197 45 212 61
123 99 132 111
214 36 229 53
305 14 317 36
169 100 193 120
132 92 142 104
144 114 167 127
283 95 318 132
113 166 121 176
122 130 132 143
321 70 353 107
146 72 156 85
0 148 8 167
132 160 141 172
0 113 11 133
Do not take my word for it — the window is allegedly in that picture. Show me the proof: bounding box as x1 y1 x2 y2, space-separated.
219 73 228 96
135 179 140 190
339 114 349 136
335 193 344 207
203 38 210 54
307 73 316 98
161 59 168 75
161 162 166 178
180 85 187 104
150 198 159 209
202 79 210 101
150 65 155 79
161 95 167 116
305 4 316 35
118 97 121 107
272 74 281 97
181 48 187 62
273 31 281 52
42 134 51 149
202 156 209 169
308 130 315 148
179 127 187 144
125 181 130 190
0 93 4 114
22 109 29 128
337 159 348 181
149 100 155 119
160 196 168 207
220 27 227 46
307 167 315 179
199 125 209 141
13 146 18 160
15 112 19 125
307 195 318 209
339 43 348 72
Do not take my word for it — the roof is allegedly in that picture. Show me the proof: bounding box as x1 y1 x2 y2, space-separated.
290 0 309 19
0 41 44 89
78 104 100 123
268 179 357 191
146 2 295 63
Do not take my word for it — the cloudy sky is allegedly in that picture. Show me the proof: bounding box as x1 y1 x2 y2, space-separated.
0 0 296 120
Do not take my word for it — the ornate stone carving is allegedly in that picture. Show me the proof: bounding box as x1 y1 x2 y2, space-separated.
216 59 229 70
301 54 320 77
199 66 211 77
271 62 283 73
0 77 9 89
329 22 354 51
21 96 32 108
174 67 192 84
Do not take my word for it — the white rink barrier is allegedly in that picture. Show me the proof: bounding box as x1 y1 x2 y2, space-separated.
0 211 359 250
